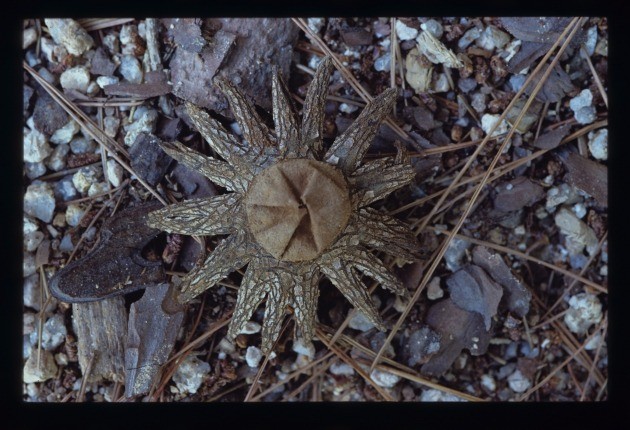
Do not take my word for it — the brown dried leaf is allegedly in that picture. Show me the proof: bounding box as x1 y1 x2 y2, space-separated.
500 17 574 45
472 246 532 317
493 177 544 212
49 202 166 303
558 150 608 207
524 64 575 103
125 283 184 397
533 124 571 150
103 71 171 98
446 265 503 330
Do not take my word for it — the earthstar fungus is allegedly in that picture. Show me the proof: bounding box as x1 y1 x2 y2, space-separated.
148 57 422 353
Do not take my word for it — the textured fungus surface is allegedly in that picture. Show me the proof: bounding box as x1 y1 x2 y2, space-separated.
148 56 422 353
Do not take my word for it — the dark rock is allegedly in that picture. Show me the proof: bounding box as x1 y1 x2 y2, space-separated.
90 47 117 76
446 265 503 330
533 124 572 150
525 64 575 103
157 117 183 141
340 27 373 46
557 149 607 208
32 92 69 135
171 162 217 199
494 176 544 212
129 133 173 187
472 246 532 317
171 18 207 53
404 326 441 367
104 71 171 98
404 104 441 131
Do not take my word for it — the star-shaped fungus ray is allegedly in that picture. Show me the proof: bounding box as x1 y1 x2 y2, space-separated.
148 55 424 354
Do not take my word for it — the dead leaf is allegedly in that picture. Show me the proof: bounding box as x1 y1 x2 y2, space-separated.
494 177 544 212
49 202 166 303
524 64 575 103
472 246 532 317
533 124 572 150
421 298 490 376
557 149 607 208
103 71 171 98
125 283 184 397
446 265 503 330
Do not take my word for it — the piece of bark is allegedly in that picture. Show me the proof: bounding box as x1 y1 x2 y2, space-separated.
500 17 574 45
403 104 442 131
421 298 490 376
446 265 503 330
557 150 608 207
533 124 572 150
472 246 532 317
32 91 69 135
49 202 165 302
524 64 575 103
168 18 299 115
494 177 544 212
72 296 127 383
125 283 184 397
103 71 171 98
129 133 173 187
171 18 206 53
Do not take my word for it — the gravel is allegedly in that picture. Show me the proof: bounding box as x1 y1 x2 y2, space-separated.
30 314 67 351
245 346 263 368
564 292 603 335
171 355 211 395
554 207 599 256
420 388 466 402
23 350 58 383
292 338 315 358
96 75 120 89
395 20 418 41
69 136 97 154
65 203 86 227
587 129 607 160
569 89 596 125
123 107 158 146
370 368 401 388
507 369 531 393
44 18 94 56
60 66 91 93
24 182 56 223
46 144 69 171
50 120 80 144
72 165 102 194
119 55 143 84
106 159 124 187
24 126 52 163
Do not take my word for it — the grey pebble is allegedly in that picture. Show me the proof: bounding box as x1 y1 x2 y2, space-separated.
59 234 75 252
44 18 94 56
69 136 97 154
29 314 67 350
457 78 477 93
24 162 47 180
23 127 52 163
46 144 69 171
374 52 391 72
120 55 143 84
54 177 78 201
24 182 56 223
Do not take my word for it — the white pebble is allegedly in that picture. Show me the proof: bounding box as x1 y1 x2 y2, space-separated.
245 346 263 368
23 127 52 163
50 120 80 144
569 89 596 125
554 207 599 256
24 162 47 180
545 183 580 211
23 27 38 49
395 20 418 41
240 321 261 335
420 388 466 402
96 75 120 89
476 25 510 51
507 369 531 393
24 216 38 235
60 66 91 93
72 166 101 194
23 253 36 277
374 53 391 72
124 108 158 146
564 292 602 335
458 27 482 50
292 338 315 358
44 18 94 56
172 355 210 395
481 114 509 137
348 311 376 332
481 374 496 392
432 73 450 93
587 129 607 160
584 331 605 351
330 361 355 376
426 276 444 300
119 55 143 84
572 203 587 219
69 136 97 154
106 159 124 187
339 103 358 114
65 203 86 227
23 350 58 383
29 314 67 350
24 230 44 252
420 19 443 38
88 182 110 197
24 182 56 223
306 18 325 34
46 143 69 172
104 116 121 138
584 26 598 57
370 368 401 388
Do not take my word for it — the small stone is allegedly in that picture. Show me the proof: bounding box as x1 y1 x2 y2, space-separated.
23 350 58 383
481 113 509 137
24 230 44 253
23 27 38 49
374 52 391 72
444 236 470 272
171 355 211 395
54 177 78 201
339 103 358 114
88 182 110 197
106 159 124 188
508 74 527 93
24 127 52 163
420 388 465 402
545 183 581 211
572 203 587 219
119 55 143 84
584 26 598 57
60 66 91 93
587 129 607 160
72 166 101 194
245 346 263 368
595 38 607 57
564 293 602 335
44 18 94 56
103 32 120 53
569 89 596 125
494 177 544 212
370 368 401 388
420 19 443 38
292 338 315 358
59 234 74 252
348 311 376 332
69 136 97 154
96 75 120 89
103 116 121 138
30 314 67 350
554 207 599 256
124 108 158 146
24 253 36 277
87 81 100 96
24 162 47 180
46 144 69 172
426 276 444 300
40 37 56 62
330 361 355 376
432 73 450 93
65 203 86 227
470 92 486 113
24 182 56 223
475 25 510 51
584 331 605 351
55 352 69 366
50 120 80 144
457 78 477 93
406 326 441 367
395 20 418 41
481 374 496 392
306 18 325 34
458 27 482 50
507 369 531 393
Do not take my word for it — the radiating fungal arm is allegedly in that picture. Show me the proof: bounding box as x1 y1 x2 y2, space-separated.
260 271 294 354
178 231 254 303
349 157 415 207
292 267 320 341
300 56 333 158
147 193 243 236
159 140 249 193
271 67 301 157
324 88 397 174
